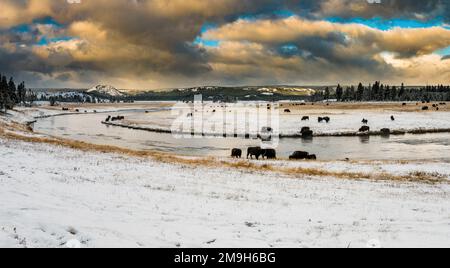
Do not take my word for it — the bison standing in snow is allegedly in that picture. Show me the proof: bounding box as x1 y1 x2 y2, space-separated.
359 126 370 132
231 149 242 158
247 147 263 160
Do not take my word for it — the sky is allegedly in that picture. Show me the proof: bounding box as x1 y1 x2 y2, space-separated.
0 0 449 90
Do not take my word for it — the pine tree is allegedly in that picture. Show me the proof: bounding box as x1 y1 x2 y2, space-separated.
335 84 343 101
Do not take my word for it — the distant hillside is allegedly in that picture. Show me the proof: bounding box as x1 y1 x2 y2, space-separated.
130 86 321 101
87 85 125 97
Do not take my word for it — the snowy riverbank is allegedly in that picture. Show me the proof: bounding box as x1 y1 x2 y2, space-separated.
0 136 449 248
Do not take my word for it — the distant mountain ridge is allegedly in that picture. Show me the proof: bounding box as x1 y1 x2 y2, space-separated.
87 85 125 97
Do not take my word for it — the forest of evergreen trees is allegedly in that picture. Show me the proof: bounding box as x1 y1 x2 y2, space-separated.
0 74 32 113
314 82 450 102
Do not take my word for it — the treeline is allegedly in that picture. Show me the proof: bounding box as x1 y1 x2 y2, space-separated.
313 82 450 102
0 74 35 112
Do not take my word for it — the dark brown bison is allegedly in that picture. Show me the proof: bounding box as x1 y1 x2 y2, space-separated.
391 116 395 121
422 106 429 111
289 151 310 160
247 147 263 160
402 103 407 106
302 130 313 138
111 116 125 121
105 116 111 122
307 154 317 160
301 116 310 121
318 116 330 123
231 149 242 158
362 119 368 124
301 127 310 133
301 127 313 138
284 109 291 113
62 107 69 111
261 149 277 159
359 126 370 132
381 128 391 135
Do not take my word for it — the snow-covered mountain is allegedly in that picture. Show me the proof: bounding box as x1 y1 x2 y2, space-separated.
87 85 125 97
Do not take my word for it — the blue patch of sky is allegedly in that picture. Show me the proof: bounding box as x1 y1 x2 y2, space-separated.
327 17 447 30
436 46 450 56
193 23 220 47
7 16 76 46
37 36 75 46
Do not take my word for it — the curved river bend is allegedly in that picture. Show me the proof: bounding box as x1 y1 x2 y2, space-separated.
34 109 450 162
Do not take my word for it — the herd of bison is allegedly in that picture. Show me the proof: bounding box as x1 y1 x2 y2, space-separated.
231 101 447 161
67 101 445 162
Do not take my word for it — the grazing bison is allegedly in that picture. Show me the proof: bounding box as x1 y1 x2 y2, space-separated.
301 127 313 138
362 119 368 124
111 116 125 121
391 116 395 121
301 127 310 133
381 128 391 136
402 103 407 106
301 116 310 121
75 109 80 112
359 126 370 132
62 107 69 111
105 116 111 122
261 149 277 159
247 147 263 160
422 106 429 111
307 154 317 160
302 130 314 138
231 149 242 158
284 109 291 113
289 151 310 160
318 117 330 123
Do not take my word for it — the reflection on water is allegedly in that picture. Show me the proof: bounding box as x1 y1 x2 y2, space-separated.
359 135 370 144
34 110 450 162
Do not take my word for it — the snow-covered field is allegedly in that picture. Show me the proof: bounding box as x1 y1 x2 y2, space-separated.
1 104 449 248
0 137 449 248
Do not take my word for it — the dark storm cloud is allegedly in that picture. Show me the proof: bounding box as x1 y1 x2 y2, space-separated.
0 0 449 88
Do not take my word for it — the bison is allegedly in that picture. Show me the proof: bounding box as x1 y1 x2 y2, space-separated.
318 117 330 123
301 116 310 121
362 119 368 124
261 149 277 160
284 109 291 113
422 106 429 111
381 128 391 136
391 116 395 121
105 116 111 122
307 154 317 160
301 127 313 138
247 147 263 160
359 126 370 132
231 149 242 158
289 151 310 160
62 107 69 111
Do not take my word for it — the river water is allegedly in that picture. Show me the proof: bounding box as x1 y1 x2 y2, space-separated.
34 109 450 162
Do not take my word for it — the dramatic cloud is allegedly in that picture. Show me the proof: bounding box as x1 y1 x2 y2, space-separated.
0 0 449 88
